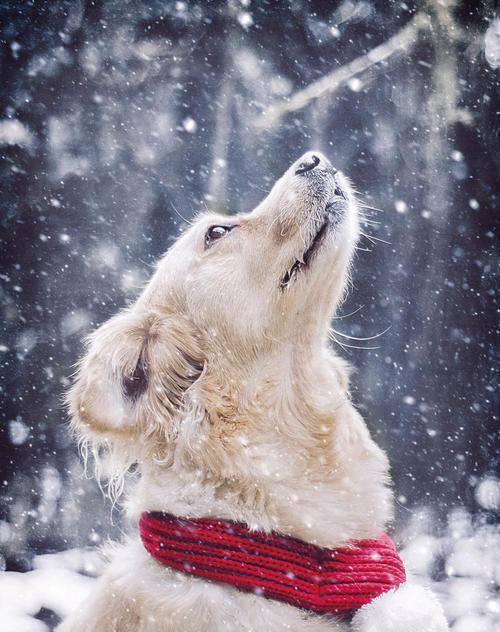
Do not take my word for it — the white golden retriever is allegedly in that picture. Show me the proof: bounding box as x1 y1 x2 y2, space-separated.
57 152 448 631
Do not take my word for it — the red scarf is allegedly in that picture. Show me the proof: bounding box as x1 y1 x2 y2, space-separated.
139 512 406 616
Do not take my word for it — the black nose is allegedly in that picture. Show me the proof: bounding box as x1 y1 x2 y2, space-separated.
295 154 320 175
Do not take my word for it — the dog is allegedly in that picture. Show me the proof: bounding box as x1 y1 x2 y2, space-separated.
57 152 448 631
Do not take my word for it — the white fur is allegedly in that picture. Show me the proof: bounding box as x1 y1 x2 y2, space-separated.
57 152 448 631
351 583 449 632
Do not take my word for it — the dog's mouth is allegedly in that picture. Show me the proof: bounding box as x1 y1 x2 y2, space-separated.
279 215 330 291
279 161 349 291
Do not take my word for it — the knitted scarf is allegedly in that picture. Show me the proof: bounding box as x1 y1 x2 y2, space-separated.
139 512 406 616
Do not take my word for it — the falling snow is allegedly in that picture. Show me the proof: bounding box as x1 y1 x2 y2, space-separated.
7 417 30 446
484 18 500 69
0 1 497 630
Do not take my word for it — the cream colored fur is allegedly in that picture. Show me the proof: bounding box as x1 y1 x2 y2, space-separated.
57 152 447 631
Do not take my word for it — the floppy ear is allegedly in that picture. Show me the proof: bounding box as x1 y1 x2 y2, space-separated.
67 309 204 439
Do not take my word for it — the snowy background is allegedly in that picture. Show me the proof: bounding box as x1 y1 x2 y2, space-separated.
0 1 498 630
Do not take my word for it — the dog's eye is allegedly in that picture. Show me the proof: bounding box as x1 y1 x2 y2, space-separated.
205 225 234 248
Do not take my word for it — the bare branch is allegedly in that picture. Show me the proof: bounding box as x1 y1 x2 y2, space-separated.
255 11 431 129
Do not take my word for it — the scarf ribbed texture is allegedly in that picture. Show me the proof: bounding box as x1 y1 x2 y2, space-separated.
139 511 406 616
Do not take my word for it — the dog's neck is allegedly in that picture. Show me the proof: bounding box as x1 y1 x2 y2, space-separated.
128 347 393 549
139 511 406 616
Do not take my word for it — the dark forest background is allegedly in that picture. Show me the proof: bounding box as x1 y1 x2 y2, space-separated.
0 0 498 571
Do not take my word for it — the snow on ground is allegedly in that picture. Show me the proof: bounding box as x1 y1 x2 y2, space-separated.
0 508 498 631
0 549 103 632
401 508 500 631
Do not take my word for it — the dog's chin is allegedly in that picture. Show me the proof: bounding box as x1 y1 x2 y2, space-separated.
279 201 347 292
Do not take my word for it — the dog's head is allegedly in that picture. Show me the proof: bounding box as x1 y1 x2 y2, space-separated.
144 151 357 347
67 152 358 481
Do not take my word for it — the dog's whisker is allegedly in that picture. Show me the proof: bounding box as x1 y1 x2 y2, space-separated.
356 199 385 213
332 305 364 320
329 325 391 342
359 231 391 246
170 202 194 226
329 330 381 351
266 212 283 237
359 216 380 226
